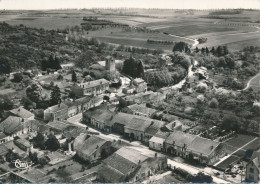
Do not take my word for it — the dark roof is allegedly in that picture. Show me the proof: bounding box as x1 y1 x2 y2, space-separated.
0 116 23 135
14 138 31 148
9 107 34 119
110 112 133 126
99 164 125 183
125 117 150 132
0 132 7 139
91 110 115 126
145 120 166 135
63 126 87 139
103 151 137 175
0 144 9 156
45 103 68 113
74 135 110 157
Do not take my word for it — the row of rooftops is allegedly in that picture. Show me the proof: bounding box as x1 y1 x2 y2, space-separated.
86 108 166 134
151 130 221 157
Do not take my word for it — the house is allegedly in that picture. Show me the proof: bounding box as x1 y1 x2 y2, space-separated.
74 134 112 163
83 106 115 133
0 116 28 141
164 131 197 157
122 104 157 118
44 103 68 121
14 138 31 152
98 146 167 183
156 131 224 164
186 136 224 164
144 120 166 143
149 131 170 151
110 112 134 135
8 107 34 121
246 151 260 182
71 78 109 97
124 117 154 142
132 78 147 93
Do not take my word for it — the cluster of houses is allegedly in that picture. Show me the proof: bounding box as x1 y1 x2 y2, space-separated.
82 104 225 165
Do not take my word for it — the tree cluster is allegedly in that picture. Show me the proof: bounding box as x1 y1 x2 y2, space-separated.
122 56 144 78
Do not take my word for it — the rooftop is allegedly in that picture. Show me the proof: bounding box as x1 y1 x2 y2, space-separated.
79 78 109 89
9 107 34 119
165 131 196 147
74 135 110 157
127 104 157 116
0 116 23 135
45 103 68 113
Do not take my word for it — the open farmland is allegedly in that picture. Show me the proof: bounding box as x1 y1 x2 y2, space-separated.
86 28 193 51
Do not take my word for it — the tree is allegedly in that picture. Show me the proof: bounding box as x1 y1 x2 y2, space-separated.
29 152 39 164
45 134 60 151
210 47 215 55
209 98 219 108
32 132 45 149
71 70 77 82
195 47 200 53
75 50 96 69
38 157 49 166
26 82 42 103
189 172 213 183
50 85 61 106
205 47 210 55
173 42 190 53
221 115 240 131
122 56 144 78
13 73 23 83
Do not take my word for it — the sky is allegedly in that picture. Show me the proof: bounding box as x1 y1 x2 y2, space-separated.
0 0 259 10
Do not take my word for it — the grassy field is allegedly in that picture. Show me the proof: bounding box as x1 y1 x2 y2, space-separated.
222 38 260 51
224 134 256 154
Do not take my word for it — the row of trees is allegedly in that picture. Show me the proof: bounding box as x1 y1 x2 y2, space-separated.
147 39 174 45
195 46 229 57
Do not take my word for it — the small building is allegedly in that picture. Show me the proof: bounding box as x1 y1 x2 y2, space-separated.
246 151 260 183
14 138 31 152
122 104 157 118
132 78 147 93
44 103 68 121
149 131 170 151
0 116 28 141
98 146 167 183
124 117 153 142
71 79 109 97
74 134 112 163
8 107 34 121
0 132 8 144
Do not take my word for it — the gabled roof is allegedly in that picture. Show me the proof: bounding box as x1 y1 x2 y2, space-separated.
133 78 145 84
74 135 110 157
145 120 166 135
125 117 150 132
0 116 23 135
15 138 31 148
45 103 68 113
9 107 34 119
149 136 164 145
188 137 221 156
91 109 115 126
165 131 196 147
47 120 70 131
110 112 134 126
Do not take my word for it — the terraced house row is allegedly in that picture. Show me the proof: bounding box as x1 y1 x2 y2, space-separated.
83 106 225 164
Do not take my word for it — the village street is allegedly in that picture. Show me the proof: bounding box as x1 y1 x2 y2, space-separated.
67 112 229 184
